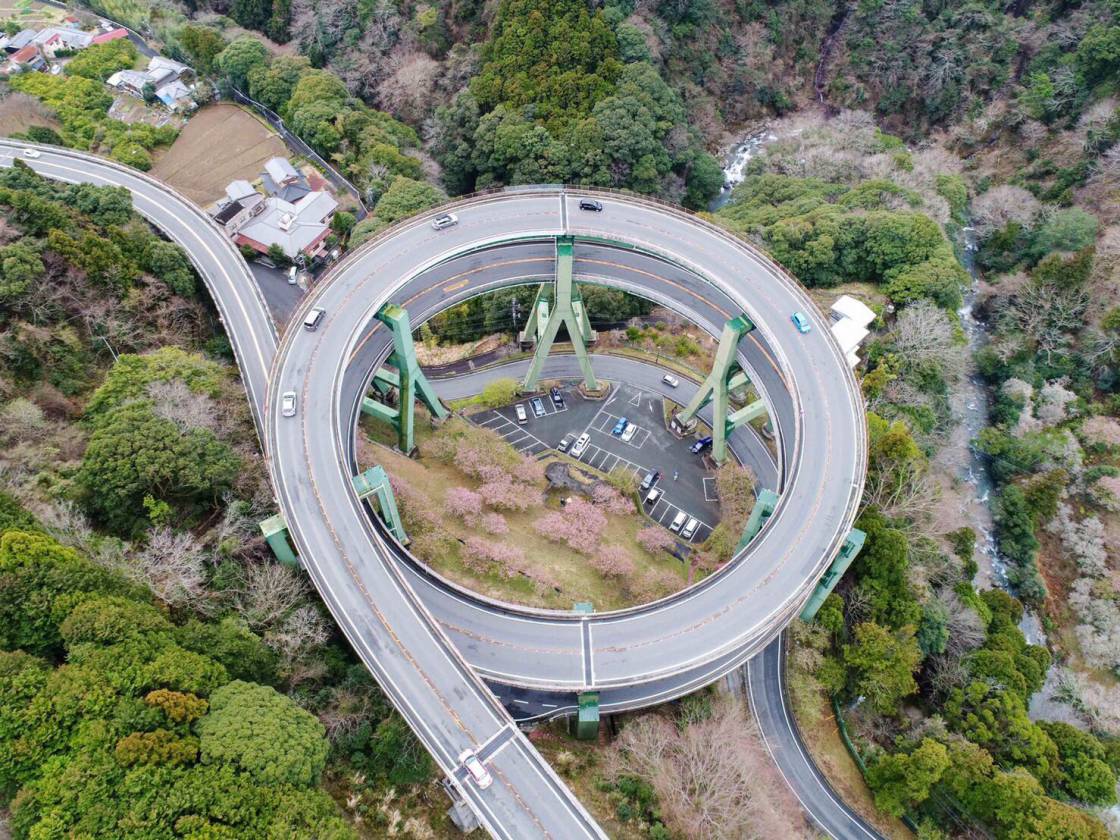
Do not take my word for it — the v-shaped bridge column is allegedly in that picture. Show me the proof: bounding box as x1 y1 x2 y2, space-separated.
360 304 448 454
675 314 759 464
523 237 597 391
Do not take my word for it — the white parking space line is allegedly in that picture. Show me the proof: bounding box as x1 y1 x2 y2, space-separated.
468 411 551 454
702 477 719 502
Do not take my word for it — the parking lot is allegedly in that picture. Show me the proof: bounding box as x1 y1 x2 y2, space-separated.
469 382 719 542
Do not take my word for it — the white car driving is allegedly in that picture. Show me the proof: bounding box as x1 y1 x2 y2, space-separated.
458 748 492 789
281 391 297 417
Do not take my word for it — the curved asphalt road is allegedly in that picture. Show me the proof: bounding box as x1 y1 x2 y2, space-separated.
0 143 874 839
282 192 866 695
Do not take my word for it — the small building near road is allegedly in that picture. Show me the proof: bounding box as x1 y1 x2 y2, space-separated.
106 55 196 111
91 27 130 45
829 294 876 368
7 44 46 73
33 26 94 57
261 156 311 202
4 29 38 54
211 161 339 262
235 190 339 261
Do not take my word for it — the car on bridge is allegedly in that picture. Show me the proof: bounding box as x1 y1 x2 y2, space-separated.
281 391 297 417
431 213 458 230
458 749 492 790
791 311 812 334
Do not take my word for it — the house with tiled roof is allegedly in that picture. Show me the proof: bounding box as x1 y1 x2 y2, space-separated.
8 44 46 72
233 189 339 261
33 26 93 57
91 27 129 45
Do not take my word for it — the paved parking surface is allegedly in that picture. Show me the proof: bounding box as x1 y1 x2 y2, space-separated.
468 382 719 542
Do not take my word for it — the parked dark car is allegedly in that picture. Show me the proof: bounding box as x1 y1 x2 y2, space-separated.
639 470 662 491
690 435 713 454
550 386 564 407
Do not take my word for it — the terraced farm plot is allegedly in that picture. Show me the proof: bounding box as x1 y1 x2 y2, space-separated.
151 104 288 205
0 0 65 26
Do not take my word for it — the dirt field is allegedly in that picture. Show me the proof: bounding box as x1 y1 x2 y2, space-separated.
0 91 61 138
150 104 289 205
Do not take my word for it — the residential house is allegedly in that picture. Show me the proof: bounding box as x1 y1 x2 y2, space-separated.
5 29 37 54
105 68 150 96
7 45 46 73
261 157 311 202
105 55 196 111
211 180 265 235
32 26 93 57
235 189 339 261
91 27 129 45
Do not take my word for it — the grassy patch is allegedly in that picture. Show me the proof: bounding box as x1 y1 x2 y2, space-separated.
357 414 687 610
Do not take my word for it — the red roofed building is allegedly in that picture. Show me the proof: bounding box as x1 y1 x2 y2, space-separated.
8 44 45 72
91 28 129 45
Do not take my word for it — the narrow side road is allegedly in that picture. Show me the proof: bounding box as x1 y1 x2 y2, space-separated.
747 634 885 840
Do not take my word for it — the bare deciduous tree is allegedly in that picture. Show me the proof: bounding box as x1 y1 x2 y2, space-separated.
862 458 940 522
1005 282 1089 362
970 184 1042 236
132 526 213 612
888 301 968 382
148 379 223 435
235 560 310 631
609 698 812 839
265 604 331 662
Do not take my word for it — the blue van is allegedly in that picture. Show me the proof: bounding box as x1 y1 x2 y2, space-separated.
690 435 713 454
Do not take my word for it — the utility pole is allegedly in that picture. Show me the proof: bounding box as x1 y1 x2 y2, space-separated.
95 335 119 362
